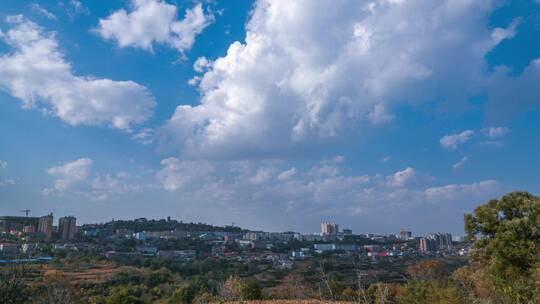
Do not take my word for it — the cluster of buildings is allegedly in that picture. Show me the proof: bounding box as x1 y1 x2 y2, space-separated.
105 248 197 261
418 233 453 253
321 224 414 242
399 229 413 240
0 214 467 263
0 213 78 258
318 223 459 255
0 213 77 241
111 228 189 241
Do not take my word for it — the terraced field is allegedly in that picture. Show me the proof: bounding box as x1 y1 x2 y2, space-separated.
43 264 122 284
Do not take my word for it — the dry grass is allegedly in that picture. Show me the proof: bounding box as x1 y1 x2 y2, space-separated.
224 301 354 304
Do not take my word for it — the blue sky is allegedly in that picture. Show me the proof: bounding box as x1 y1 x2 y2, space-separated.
0 0 539 235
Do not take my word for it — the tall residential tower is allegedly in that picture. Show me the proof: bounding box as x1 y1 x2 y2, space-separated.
38 213 54 240
58 216 77 241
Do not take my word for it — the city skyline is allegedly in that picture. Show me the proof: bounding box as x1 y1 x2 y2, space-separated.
1 1 540 235
0 211 453 243
0 211 419 237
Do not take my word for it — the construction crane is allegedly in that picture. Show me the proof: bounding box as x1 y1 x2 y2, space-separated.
19 209 31 228
20 209 31 217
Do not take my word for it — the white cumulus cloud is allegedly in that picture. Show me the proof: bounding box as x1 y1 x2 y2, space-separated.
0 179 16 187
59 0 90 20
277 167 297 181
440 130 474 150
0 16 156 131
156 158 215 191
95 1 213 54
423 180 498 203
482 126 509 138
387 167 416 187
162 0 517 158
131 128 155 145
368 103 395 124
30 3 57 20
193 56 213 72
46 158 93 192
381 156 392 163
44 158 143 200
453 156 468 169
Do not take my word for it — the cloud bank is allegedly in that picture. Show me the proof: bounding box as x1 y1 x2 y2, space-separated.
44 158 143 201
156 157 500 222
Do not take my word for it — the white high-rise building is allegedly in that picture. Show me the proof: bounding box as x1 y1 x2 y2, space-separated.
321 222 339 236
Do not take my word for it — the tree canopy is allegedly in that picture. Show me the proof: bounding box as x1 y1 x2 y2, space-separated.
465 191 540 303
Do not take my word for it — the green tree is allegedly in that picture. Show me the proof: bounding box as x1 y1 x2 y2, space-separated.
169 277 210 304
239 279 262 300
106 285 144 304
169 283 198 304
464 191 540 303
